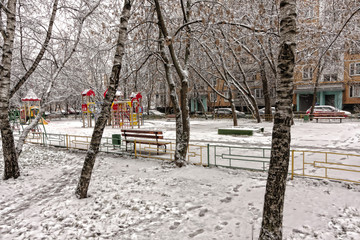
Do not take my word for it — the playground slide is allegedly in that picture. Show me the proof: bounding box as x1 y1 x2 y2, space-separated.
39 118 49 125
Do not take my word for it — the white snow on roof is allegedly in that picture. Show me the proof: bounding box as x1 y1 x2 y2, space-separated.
22 89 40 101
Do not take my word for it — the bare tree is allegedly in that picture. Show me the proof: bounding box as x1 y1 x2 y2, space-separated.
154 0 192 167
0 0 58 180
0 0 18 179
15 1 100 157
75 0 132 199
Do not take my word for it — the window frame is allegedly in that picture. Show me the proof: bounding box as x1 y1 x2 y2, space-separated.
211 78 217 86
255 88 264 99
350 41 360 55
224 91 229 102
350 85 360 98
210 92 217 102
302 66 313 80
323 73 338 82
350 62 360 76
304 7 314 19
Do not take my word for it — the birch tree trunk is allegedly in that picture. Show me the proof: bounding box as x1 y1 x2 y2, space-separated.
75 0 132 199
0 0 18 179
1 0 59 180
259 0 296 239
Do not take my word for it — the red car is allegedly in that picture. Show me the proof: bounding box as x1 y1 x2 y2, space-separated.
306 105 351 117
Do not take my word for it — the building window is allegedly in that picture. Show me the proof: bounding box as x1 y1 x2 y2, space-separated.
255 89 263 98
224 91 229 102
304 7 314 18
350 41 360 55
350 62 360 76
251 74 257 81
210 93 217 102
160 95 166 105
323 74 338 82
350 85 360 98
211 78 217 86
303 66 313 80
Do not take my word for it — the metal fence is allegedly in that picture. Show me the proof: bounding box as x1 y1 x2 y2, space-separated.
291 150 360 183
207 145 272 171
23 132 206 165
15 131 360 184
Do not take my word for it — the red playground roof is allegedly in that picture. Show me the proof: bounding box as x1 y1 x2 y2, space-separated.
81 89 95 96
104 89 122 98
22 89 41 102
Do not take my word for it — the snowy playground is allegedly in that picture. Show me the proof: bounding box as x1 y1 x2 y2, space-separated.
1 118 360 239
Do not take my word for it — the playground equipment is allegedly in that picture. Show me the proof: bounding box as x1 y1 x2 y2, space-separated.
20 89 41 124
17 89 47 135
81 89 96 128
9 109 21 133
81 89 143 129
110 91 143 129
20 89 48 125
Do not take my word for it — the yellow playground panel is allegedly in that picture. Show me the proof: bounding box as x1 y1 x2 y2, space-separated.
111 98 143 128
20 89 48 125
81 89 96 128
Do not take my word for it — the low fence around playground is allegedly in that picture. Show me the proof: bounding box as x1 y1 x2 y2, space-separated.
15 131 360 184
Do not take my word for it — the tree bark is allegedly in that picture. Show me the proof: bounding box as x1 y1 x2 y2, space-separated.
154 0 191 167
259 0 296 239
229 92 238 127
75 0 132 199
1 0 59 180
260 56 272 122
158 32 184 165
0 0 18 180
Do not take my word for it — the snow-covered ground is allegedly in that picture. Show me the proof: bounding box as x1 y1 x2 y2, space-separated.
44 118 360 151
1 118 360 239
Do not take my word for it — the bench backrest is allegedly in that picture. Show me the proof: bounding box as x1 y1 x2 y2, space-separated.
121 129 164 140
313 112 345 117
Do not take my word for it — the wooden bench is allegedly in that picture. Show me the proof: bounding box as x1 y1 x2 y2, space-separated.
313 112 345 123
121 129 170 154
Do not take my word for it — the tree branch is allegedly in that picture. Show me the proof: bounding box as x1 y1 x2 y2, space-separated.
9 0 59 98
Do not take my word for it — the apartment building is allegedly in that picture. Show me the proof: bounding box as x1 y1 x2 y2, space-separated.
294 0 360 112
158 0 360 114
